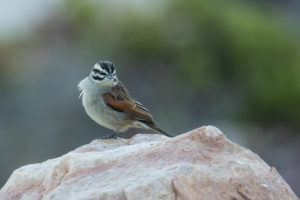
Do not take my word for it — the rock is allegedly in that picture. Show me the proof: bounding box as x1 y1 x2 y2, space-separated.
0 126 298 200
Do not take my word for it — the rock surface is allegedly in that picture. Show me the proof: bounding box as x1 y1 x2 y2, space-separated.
0 126 298 200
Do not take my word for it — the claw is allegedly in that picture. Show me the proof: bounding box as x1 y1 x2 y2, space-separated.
97 132 117 139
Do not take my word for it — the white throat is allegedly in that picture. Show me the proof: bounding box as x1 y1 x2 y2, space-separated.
78 77 101 98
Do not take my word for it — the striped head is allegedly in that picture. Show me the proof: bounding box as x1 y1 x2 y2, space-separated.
90 61 118 88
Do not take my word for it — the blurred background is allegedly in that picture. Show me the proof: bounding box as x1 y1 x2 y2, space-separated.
0 0 299 196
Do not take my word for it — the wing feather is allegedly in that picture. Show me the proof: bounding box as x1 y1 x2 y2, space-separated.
102 82 155 125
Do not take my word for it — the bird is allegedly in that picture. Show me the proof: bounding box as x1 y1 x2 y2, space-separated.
78 61 172 138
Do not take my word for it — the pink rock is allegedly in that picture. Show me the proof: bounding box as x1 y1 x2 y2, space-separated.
0 126 298 200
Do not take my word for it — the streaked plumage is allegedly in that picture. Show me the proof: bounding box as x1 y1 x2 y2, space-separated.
78 61 172 138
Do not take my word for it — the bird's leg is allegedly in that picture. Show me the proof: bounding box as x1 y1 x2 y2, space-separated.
98 131 117 139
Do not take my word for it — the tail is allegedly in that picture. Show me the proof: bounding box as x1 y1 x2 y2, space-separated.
149 125 173 137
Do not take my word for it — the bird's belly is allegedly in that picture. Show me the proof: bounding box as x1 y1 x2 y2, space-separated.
82 95 127 131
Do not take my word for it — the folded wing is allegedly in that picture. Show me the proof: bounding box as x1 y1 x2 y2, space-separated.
102 82 155 125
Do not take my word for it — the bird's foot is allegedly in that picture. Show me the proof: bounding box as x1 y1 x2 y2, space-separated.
97 132 117 139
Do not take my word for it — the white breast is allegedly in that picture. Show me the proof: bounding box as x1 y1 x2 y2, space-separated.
78 77 128 132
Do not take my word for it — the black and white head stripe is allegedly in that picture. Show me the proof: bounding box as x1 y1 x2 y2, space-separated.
91 61 116 81
97 61 115 74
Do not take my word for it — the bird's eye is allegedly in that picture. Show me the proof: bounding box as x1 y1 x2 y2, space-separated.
92 75 104 81
92 69 108 76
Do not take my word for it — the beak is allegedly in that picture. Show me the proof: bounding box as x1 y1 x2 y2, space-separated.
107 74 114 79
107 74 117 82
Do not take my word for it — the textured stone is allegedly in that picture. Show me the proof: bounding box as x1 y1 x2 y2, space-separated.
0 126 298 200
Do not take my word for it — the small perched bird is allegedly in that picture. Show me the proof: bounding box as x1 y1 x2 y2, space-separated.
78 61 172 138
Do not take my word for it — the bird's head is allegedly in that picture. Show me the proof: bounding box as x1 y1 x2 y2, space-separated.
89 61 118 88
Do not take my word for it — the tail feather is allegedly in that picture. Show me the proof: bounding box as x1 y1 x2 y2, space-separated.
149 125 173 137
137 120 173 137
